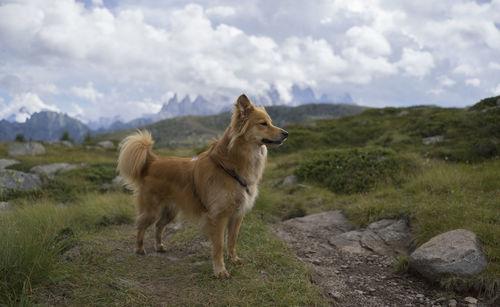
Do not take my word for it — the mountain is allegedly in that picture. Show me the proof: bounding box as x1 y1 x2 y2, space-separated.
0 111 90 142
95 103 366 148
84 84 355 133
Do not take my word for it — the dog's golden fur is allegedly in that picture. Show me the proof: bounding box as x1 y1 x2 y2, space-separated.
117 94 287 278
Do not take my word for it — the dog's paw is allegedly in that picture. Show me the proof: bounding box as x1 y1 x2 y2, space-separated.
155 244 167 253
230 256 245 265
214 268 230 279
135 247 146 255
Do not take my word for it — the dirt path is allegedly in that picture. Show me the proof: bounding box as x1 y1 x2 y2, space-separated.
273 210 489 307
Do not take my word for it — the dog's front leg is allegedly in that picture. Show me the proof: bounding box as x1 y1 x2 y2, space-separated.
207 216 230 278
227 214 245 264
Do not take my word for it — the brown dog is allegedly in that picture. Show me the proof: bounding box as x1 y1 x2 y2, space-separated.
117 94 288 278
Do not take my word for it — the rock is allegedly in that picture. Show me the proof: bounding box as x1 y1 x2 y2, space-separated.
0 159 19 169
30 163 79 179
409 229 487 281
273 211 354 245
8 142 46 156
422 135 445 145
282 175 298 185
0 169 43 195
448 299 457 307
61 140 74 148
328 290 342 299
463 297 477 304
85 145 101 150
97 141 115 149
64 247 80 260
101 176 125 192
111 176 124 186
329 219 411 257
0 201 12 211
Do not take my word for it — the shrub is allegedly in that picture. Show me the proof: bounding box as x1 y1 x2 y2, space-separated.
15 133 25 142
60 130 73 142
469 95 500 111
295 147 416 194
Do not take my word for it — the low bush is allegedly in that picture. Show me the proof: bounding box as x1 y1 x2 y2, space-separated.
295 147 416 194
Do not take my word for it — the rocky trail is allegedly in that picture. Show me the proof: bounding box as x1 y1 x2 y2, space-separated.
273 211 492 307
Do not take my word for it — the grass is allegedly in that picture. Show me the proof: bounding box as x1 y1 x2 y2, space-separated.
1 98 499 303
0 193 135 304
0 143 328 306
260 152 500 297
33 211 327 306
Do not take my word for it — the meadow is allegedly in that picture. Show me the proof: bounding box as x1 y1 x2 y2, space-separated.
0 97 499 305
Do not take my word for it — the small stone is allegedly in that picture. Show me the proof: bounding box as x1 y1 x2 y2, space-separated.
97 140 115 149
282 175 298 185
368 288 376 293
312 259 321 265
416 294 425 299
328 290 342 299
340 265 348 269
354 289 364 295
448 299 457 307
463 297 477 304
64 247 80 260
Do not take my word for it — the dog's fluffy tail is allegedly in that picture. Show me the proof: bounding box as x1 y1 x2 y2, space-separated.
117 130 156 191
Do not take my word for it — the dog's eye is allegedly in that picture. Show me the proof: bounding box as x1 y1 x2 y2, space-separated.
260 122 268 126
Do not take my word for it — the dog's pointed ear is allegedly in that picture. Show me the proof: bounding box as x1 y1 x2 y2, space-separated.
235 94 254 117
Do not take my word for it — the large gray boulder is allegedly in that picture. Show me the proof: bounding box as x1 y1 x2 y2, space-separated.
0 159 19 169
0 169 43 195
328 219 411 257
409 229 487 281
30 163 79 179
273 210 354 244
8 142 46 156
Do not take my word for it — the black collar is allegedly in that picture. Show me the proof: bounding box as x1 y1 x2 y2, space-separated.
210 155 249 194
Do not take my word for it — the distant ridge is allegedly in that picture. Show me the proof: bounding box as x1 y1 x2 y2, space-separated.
0 111 90 142
95 103 366 148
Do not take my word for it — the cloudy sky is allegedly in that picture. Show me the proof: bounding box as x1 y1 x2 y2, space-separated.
0 0 499 122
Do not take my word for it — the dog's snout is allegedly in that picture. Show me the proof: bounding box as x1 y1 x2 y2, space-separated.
281 130 288 138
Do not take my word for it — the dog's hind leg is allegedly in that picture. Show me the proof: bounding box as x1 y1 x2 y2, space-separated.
135 212 156 255
205 215 230 278
154 204 178 253
227 214 245 264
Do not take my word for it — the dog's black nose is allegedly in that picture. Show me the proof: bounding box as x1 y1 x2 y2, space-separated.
282 130 288 138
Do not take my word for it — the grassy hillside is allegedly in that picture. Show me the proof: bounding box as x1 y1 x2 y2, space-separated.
279 102 500 162
1 96 498 304
95 103 365 148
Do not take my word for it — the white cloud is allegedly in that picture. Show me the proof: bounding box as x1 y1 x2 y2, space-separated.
1 0 500 120
69 102 84 119
206 6 236 17
465 78 480 87
453 64 479 76
397 48 435 78
36 83 59 95
489 62 500 70
492 84 500 96
344 26 392 56
0 92 60 122
71 82 103 103
438 76 456 87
